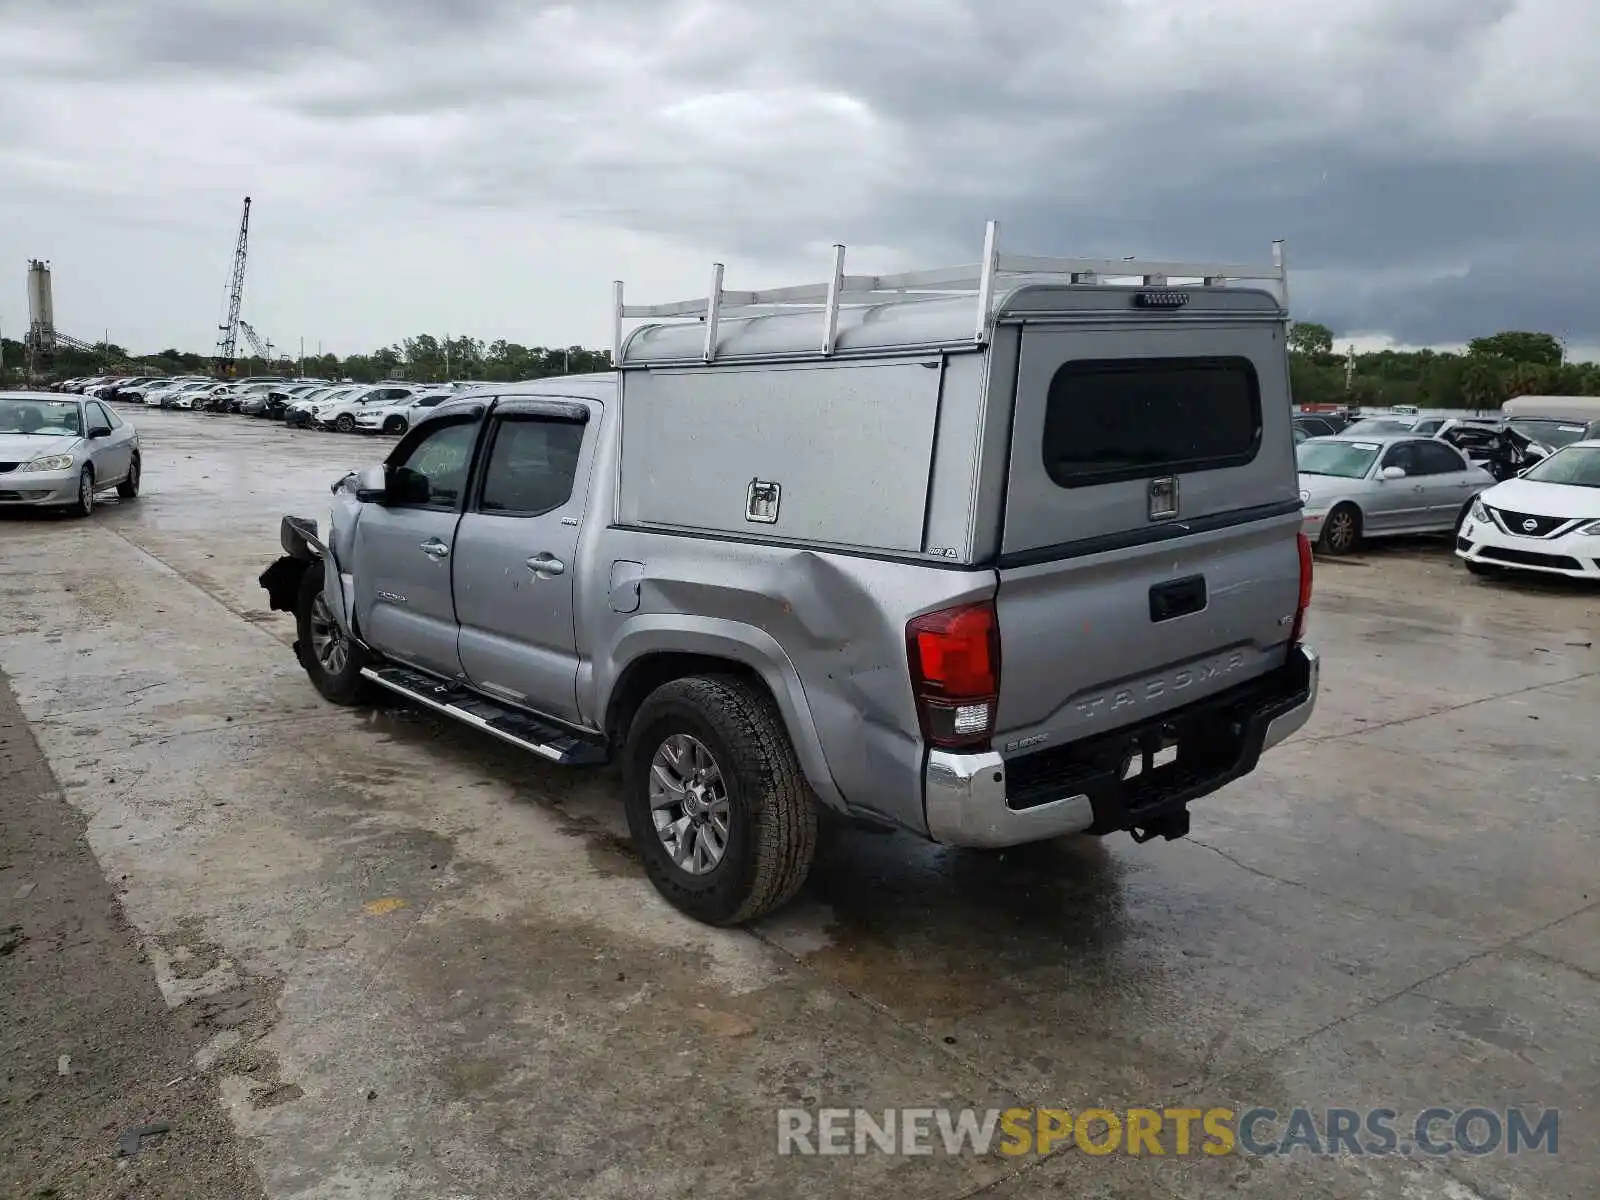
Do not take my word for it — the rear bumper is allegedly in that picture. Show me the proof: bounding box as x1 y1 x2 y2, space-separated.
924 644 1319 849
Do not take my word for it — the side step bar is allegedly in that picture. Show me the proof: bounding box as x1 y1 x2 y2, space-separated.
360 665 608 766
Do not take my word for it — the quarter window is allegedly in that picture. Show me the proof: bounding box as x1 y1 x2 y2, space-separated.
478 418 586 517
1042 356 1262 487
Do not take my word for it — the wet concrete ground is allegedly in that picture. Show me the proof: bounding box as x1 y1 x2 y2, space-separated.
1 407 1596 1199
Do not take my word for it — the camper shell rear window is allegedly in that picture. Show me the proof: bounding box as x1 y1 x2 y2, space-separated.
1041 355 1263 488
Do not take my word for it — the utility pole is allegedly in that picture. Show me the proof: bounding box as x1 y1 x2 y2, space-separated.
1345 344 1356 393
299 337 304 376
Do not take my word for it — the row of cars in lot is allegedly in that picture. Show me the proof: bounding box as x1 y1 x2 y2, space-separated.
50 373 480 437
1290 398 1600 582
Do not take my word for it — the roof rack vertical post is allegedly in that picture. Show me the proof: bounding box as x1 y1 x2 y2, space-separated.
1272 239 1289 317
974 219 999 345
702 262 725 363
821 243 845 356
611 280 624 370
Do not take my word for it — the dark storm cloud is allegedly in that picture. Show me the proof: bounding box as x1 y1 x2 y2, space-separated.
2 0 1596 346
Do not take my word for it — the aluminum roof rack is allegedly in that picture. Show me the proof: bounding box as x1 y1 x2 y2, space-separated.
612 219 1287 365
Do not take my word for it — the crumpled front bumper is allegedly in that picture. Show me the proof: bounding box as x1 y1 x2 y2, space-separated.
923 644 1320 849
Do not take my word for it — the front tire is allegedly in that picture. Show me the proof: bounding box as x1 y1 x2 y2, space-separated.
1318 502 1362 555
69 467 95 518
335 413 355 433
294 560 372 705
117 454 141 499
622 675 818 926
1464 560 1498 577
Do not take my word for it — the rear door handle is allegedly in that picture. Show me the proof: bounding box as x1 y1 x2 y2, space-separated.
419 539 450 559
526 553 566 577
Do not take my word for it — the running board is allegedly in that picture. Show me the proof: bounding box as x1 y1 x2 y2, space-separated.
360 665 607 766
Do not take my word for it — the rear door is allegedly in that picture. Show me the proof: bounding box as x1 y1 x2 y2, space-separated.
1410 439 1483 524
993 319 1302 750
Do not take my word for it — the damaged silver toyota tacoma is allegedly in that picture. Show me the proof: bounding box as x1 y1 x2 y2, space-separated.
259 221 1318 926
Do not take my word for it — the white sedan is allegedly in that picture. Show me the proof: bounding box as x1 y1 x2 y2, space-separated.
1456 440 1600 581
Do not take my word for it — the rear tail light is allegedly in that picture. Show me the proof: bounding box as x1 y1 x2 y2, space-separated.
1289 532 1313 645
906 600 1001 751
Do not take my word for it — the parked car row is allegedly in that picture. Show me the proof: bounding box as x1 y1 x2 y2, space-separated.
57 373 487 439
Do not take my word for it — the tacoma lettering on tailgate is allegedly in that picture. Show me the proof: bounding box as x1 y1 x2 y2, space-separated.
1075 651 1247 720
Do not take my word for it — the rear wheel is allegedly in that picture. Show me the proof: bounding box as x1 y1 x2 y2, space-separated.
1318 503 1361 555
294 561 372 705
622 675 817 926
382 416 407 435
116 454 141 499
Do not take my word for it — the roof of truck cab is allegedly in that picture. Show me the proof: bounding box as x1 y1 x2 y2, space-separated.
621 284 1284 366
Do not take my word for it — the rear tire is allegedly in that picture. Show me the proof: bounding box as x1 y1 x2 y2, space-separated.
294 560 372 705
383 416 407 435
622 675 818 926
1318 502 1361 555
117 454 141 499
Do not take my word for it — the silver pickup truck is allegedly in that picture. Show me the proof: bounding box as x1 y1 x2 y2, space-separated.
259 222 1318 926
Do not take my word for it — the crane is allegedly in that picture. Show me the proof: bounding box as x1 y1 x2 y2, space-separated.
213 196 251 377
239 320 275 368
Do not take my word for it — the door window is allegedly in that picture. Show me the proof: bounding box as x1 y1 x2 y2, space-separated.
477 418 587 517
388 419 479 510
1381 442 1423 474
1409 441 1468 475
87 401 119 430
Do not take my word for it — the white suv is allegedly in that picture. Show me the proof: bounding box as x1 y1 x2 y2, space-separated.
353 390 456 436
313 385 422 433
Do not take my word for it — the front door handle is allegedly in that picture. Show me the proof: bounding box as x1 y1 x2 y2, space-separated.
419 539 450 559
526 553 566 577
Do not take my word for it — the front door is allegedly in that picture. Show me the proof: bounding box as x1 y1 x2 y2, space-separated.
85 401 133 484
453 402 597 724
351 414 482 679
1367 441 1430 532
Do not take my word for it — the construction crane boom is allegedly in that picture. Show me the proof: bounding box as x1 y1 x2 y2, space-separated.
238 319 274 365
214 196 251 377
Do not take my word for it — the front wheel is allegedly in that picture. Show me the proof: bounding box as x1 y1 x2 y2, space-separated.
294 561 372 705
117 454 141 499
69 467 95 518
1318 503 1362 555
622 675 818 926
334 414 355 433
1464 560 1498 577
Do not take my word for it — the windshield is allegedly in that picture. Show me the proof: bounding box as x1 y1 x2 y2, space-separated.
0 398 83 437
1521 445 1600 488
1507 419 1590 449
1341 418 1413 435
1298 440 1381 479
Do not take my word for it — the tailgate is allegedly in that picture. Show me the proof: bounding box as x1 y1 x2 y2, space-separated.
993 321 1302 751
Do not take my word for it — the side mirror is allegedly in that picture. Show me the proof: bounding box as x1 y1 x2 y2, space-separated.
352 463 390 503
1380 465 1407 480
88 425 112 439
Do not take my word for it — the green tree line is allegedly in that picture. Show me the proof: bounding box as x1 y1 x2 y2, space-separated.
6 324 1600 410
0 334 612 388
1287 325 1600 411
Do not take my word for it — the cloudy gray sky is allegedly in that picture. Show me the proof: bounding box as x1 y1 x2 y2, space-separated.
2 0 1597 360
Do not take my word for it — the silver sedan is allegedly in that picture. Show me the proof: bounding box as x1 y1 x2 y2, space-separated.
0 392 143 516
1299 433 1495 555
